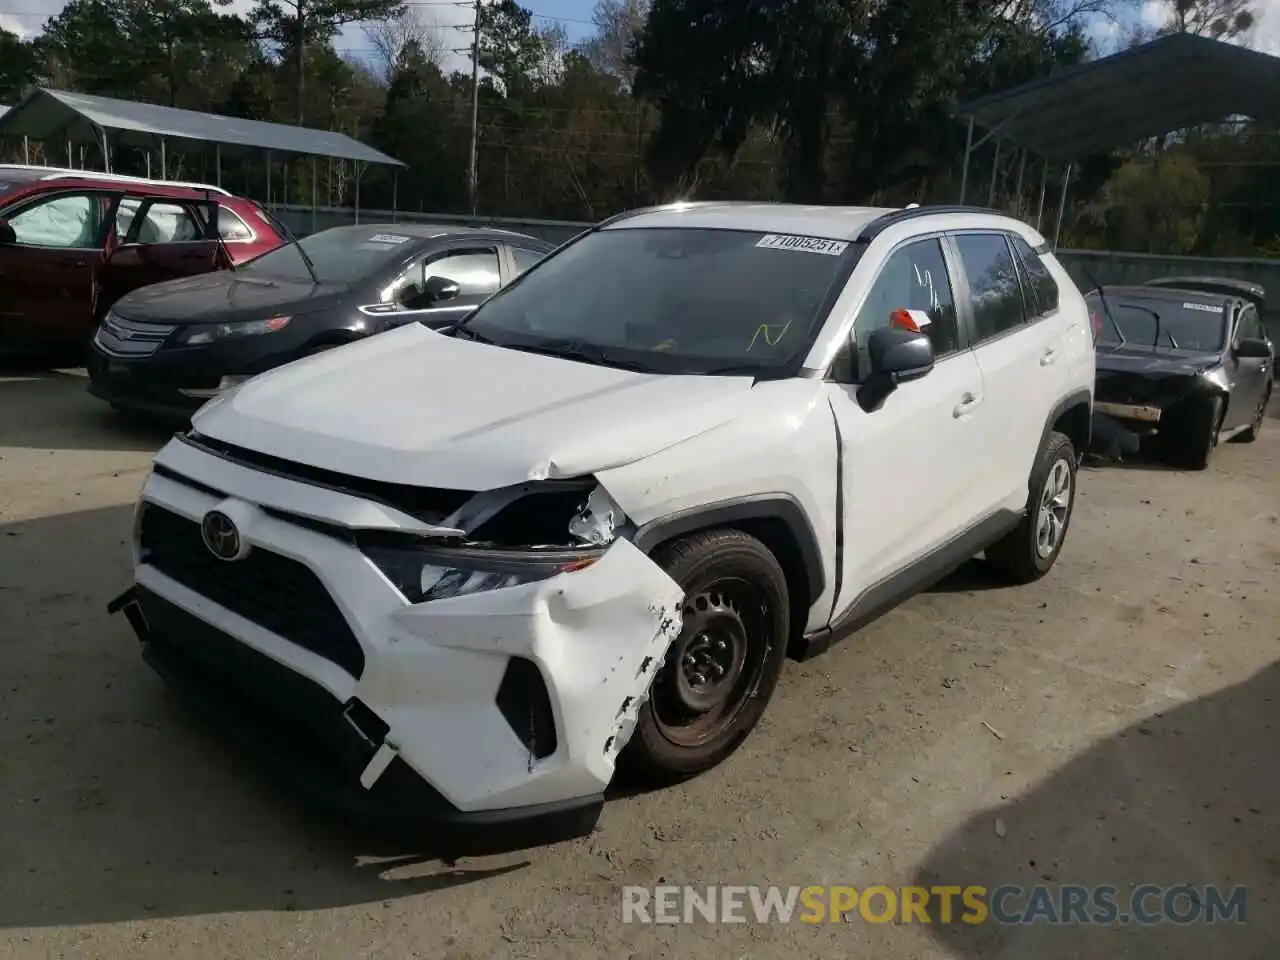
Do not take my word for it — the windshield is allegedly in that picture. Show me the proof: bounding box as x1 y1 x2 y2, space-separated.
240 227 418 284
459 226 858 374
1087 292 1228 352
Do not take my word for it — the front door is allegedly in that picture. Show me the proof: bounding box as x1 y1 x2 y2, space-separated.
1224 304 1271 429
826 235 988 613
99 196 223 312
0 190 110 351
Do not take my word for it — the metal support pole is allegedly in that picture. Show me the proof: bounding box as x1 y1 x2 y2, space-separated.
216 144 222 187
266 151 272 208
100 128 111 173
354 162 363 225
958 115 974 204
146 153 152 178
1013 149 1027 217
160 138 167 179
22 135 29 164
1052 162 1073 251
392 170 399 222
467 0 481 215
311 156 317 235
79 145 85 169
1035 158 1048 232
987 138 1001 207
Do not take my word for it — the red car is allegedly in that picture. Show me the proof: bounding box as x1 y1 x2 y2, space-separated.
0 165 286 360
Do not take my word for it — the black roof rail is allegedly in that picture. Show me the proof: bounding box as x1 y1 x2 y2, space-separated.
856 204 1009 242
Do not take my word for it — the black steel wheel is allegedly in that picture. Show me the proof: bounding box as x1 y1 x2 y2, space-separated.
622 529 789 782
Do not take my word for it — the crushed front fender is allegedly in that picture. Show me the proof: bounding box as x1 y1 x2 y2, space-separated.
384 537 684 812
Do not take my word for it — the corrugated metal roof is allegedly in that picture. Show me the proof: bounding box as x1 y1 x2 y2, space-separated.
956 33 1280 162
0 88 404 166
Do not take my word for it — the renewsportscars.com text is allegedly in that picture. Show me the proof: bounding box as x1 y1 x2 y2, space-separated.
621 884 1248 925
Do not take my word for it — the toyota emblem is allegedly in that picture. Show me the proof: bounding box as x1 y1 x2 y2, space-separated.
201 510 245 561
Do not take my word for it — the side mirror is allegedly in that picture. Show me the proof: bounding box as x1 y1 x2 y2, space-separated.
0 218 15 245
423 274 461 304
857 327 935 412
1235 337 1272 359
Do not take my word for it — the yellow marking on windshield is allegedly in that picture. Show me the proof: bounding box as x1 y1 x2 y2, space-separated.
748 320 792 351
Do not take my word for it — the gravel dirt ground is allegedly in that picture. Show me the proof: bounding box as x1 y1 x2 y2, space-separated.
1 367 1277 960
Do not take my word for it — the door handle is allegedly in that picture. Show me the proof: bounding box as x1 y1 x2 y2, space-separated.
953 392 983 418
1040 347 1058 366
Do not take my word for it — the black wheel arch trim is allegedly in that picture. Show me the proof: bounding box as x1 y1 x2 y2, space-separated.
630 494 827 608
1040 387 1094 467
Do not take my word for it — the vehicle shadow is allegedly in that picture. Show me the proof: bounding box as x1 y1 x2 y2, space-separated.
927 558 1016 594
912 660 1280 958
0 504 588 930
0 365 175 453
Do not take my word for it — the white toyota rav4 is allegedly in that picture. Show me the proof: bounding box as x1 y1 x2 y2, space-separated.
110 202 1095 832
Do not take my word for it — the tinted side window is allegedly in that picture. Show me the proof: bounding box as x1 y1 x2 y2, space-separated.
426 250 500 296
511 247 545 277
9 193 103 248
1011 235 1059 317
954 233 1027 342
852 238 960 379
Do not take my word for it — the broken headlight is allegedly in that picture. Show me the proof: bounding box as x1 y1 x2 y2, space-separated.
361 540 604 604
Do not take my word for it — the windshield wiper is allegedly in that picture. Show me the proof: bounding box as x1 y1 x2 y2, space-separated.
445 323 498 344
503 339 655 373
266 209 321 287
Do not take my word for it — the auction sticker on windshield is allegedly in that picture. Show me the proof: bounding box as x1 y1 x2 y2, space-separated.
756 234 849 256
1182 302 1222 313
368 233 411 244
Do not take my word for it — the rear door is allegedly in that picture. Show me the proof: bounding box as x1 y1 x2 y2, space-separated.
99 195 223 310
949 230 1064 515
0 189 112 350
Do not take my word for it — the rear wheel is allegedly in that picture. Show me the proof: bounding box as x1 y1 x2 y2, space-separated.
622 529 789 783
1166 395 1223 469
985 431 1078 584
1232 383 1270 443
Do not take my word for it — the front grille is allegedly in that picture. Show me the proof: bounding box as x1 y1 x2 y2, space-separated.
94 313 178 358
138 504 366 677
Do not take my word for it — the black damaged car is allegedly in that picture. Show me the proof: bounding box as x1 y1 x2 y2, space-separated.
86 223 552 422
1086 282 1273 469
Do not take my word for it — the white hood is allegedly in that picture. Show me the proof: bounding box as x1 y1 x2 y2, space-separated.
193 324 758 490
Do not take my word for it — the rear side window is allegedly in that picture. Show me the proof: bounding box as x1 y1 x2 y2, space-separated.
510 246 545 277
217 208 255 241
953 233 1027 342
1011 236 1059 317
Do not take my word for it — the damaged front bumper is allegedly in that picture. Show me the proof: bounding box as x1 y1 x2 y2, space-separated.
112 443 685 827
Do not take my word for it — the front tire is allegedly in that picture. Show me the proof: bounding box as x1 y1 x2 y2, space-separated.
622 529 789 784
1232 383 1270 443
985 431 1078 584
1166 395 1223 469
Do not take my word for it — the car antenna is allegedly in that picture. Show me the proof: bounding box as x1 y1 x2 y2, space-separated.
203 190 236 273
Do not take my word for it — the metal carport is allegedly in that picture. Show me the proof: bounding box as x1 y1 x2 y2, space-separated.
953 32 1280 245
0 87 405 223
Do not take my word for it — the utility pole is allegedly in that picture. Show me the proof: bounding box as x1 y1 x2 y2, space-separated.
468 0 482 216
